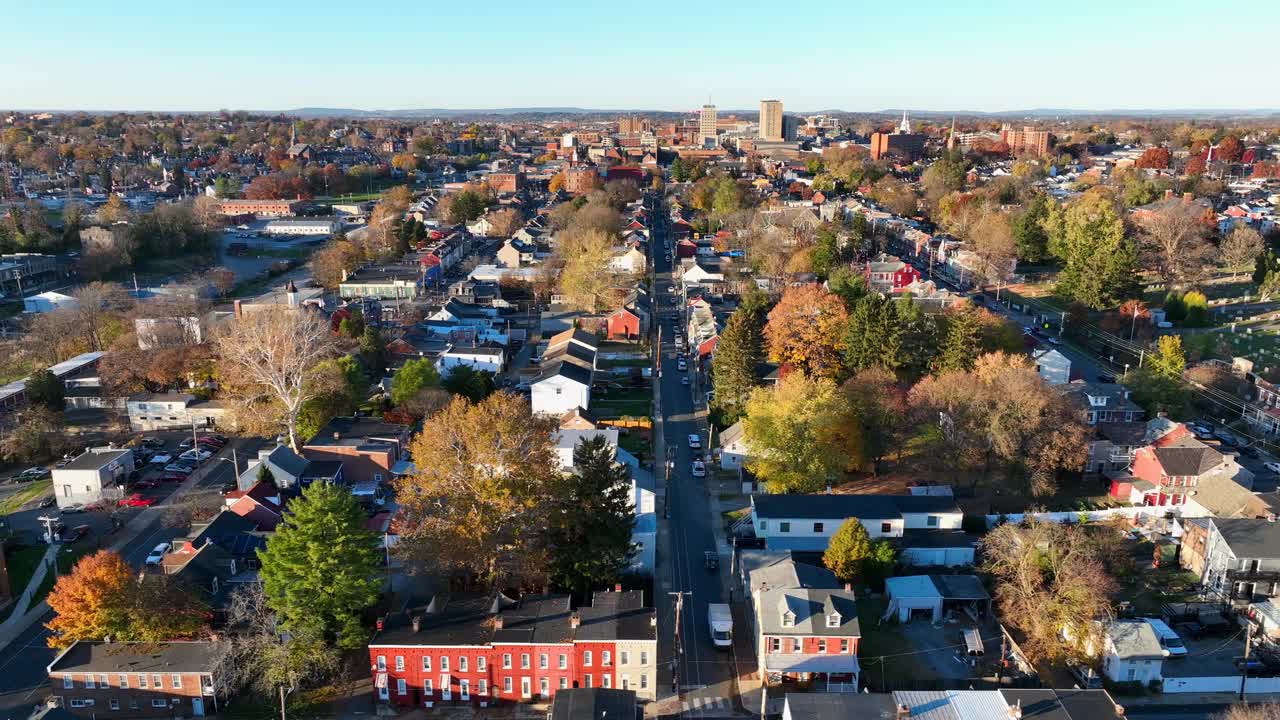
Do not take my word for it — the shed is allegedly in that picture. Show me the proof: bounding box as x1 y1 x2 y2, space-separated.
884 574 990 624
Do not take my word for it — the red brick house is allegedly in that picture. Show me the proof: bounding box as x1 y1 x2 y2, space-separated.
48 641 222 718
301 416 411 484
606 308 642 340
368 589 657 707
1119 432 1241 507
753 587 860 690
863 253 921 293
675 238 697 258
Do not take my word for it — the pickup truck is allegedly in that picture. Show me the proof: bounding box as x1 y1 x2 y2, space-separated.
708 603 733 649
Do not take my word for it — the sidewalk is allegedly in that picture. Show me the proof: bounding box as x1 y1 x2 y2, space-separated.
0 440 246 655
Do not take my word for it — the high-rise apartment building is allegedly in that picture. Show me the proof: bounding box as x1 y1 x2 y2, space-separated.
1000 124 1051 157
759 100 783 142
698 104 718 146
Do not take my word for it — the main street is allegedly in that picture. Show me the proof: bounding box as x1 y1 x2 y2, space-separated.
0 436 261 720
650 193 739 719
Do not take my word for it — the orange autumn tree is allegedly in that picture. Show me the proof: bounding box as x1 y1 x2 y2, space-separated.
46 550 134 648
763 284 848 379
46 550 209 649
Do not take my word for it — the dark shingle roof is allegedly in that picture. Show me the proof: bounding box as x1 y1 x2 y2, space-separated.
1152 437 1223 476
784 694 899 720
753 494 960 521
491 595 574 644
577 590 655 641
534 360 593 387
551 688 638 720
49 641 216 673
1212 518 1280 559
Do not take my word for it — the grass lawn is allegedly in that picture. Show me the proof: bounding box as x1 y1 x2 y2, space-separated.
1114 540 1200 614
3 545 48 601
618 431 651 458
857 598 937 692
27 545 95 610
603 357 651 368
0 480 51 514
592 387 652 418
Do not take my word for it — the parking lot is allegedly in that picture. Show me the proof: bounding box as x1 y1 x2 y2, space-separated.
1161 627 1249 679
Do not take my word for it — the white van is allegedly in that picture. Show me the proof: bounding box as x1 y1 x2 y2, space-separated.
1144 618 1187 658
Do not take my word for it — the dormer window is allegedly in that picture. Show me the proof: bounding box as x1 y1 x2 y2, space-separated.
826 612 840 628
781 610 795 627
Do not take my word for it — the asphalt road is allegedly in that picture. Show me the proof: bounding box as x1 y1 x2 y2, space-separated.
0 436 262 720
649 195 737 718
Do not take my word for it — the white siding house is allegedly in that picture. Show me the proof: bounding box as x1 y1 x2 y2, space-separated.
531 363 593 417
718 421 750 470
52 449 135 509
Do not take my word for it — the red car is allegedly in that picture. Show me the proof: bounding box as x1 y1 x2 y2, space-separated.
118 493 156 508
158 472 187 483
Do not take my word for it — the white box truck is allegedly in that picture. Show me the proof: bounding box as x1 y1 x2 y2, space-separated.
708 603 733 649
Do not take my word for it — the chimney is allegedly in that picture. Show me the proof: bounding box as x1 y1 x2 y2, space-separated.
570 612 581 629
233 299 243 319
614 583 622 592
896 704 911 720
333 432 341 441
844 583 852 592
650 615 657 628
411 615 421 633
1268 513 1276 523
1163 189 1174 200
1008 699 1022 720
376 617 385 633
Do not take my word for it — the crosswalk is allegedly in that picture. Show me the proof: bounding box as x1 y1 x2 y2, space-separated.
680 695 734 715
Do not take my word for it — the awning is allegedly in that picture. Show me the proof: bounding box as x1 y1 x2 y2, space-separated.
763 653 861 675
374 672 388 689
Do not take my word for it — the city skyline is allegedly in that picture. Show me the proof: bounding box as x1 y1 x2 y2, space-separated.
3 0 1278 113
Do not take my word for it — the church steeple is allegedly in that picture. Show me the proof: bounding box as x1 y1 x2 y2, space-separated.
898 109 911 134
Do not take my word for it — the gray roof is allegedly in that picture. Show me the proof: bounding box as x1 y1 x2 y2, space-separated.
757 588 860 637
785 693 898 720
753 494 960 521
892 691 1011 720
534 359 593 387
1106 620 1163 659
741 551 838 594
577 589 655 642
265 444 309 478
1210 518 1280 560
999 690 1071 720
929 574 989 601
59 449 132 471
551 688 638 720
49 641 217 674
1151 437 1223 476
720 420 745 447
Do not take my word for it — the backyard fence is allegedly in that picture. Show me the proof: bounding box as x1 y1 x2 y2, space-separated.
984 505 1194 528
1163 675 1280 694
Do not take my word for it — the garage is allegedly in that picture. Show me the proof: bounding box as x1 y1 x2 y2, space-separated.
883 574 990 624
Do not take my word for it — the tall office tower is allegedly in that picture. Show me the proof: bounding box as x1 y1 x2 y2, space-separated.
759 99 783 141
698 104 718 146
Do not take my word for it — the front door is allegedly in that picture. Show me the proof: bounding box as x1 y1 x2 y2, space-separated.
192 698 204 717
378 685 389 701
440 675 452 701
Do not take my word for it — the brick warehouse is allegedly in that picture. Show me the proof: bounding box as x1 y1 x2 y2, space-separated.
369 588 657 707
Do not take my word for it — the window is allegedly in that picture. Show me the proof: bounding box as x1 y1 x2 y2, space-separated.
602 651 611 666
584 674 593 688
504 677 513 695
376 656 386 671
460 680 470 701
560 677 569 689
70 700 84 709
477 656 486 672
826 613 840 628
502 653 512 669
840 639 850 654
781 612 795 627
603 674 612 688
63 677 73 689
540 653 549 669
396 678 407 696
927 515 940 527
459 656 468 673
440 656 449 673
622 676 630 690
521 677 531 698
153 674 163 688
779 522 791 533
640 674 648 689
792 638 801 653
152 700 169 709
129 699 138 710
138 675 148 689
640 651 648 666
423 656 432 672
171 674 182 689
583 650 592 666
620 650 630 665
759 520 767 531
110 699 120 711
813 523 824 533
540 677 549 698
880 522 892 534
770 637 781 652
559 653 568 669
478 679 488 696
85 676 95 690
118 675 128 689
1126 668 1136 681
520 653 530 669
395 656 404 672
98 674 109 688
424 679 433 696
818 639 827 653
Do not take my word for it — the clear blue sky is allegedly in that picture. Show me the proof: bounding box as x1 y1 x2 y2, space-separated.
4 0 1277 113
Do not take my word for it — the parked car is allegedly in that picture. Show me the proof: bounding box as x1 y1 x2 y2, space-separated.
59 503 85 514
688 434 701 449
15 467 49 482
140 437 165 449
158 471 188 483
1267 462 1280 474
179 448 213 463
681 376 689 386
63 525 90 543
691 460 706 478
677 358 687 371
149 454 173 465
118 493 156 508
144 543 171 565
132 479 160 489
38 496 56 508
163 463 194 474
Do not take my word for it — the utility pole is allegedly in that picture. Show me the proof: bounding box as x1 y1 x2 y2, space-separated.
668 591 691 694
38 515 61 544
1240 620 1253 700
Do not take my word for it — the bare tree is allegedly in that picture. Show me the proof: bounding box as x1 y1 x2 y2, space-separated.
1217 705 1280 720
214 307 335 452
1221 225 1264 280
972 210 1016 284
1138 203 1214 286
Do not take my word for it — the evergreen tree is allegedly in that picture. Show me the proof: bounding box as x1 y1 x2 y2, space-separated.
548 436 635 599
710 305 766 422
827 266 869 311
936 307 981 373
25 368 64 411
1053 194 1140 309
1012 194 1050 263
896 294 939 380
1254 250 1279 285
442 365 496 402
258 482 382 649
824 518 873 584
811 227 840 279
359 327 387 375
842 295 903 374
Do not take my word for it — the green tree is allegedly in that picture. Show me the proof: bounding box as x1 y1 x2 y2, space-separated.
1149 335 1186 381
811 227 840 279
391 358 441 407
441 364 496 402
1253 250 1279 285
257 463 276 486
359 327 387 376
827 266 868 310
1052 194 1140 309
824 518 873 583
1163 291 1187 324
710 303 767 423
864 540 898 590
25 368 64 411
1012 194 1050 263
843 294 903 374
742 373 845 494
258 481 382 649
936 306 981 373
548 436 635 599
1182 290 1209 327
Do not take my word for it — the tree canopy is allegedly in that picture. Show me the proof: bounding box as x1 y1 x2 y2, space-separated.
547 435 635 599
